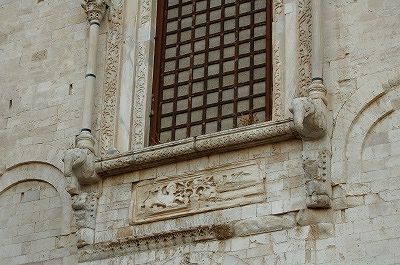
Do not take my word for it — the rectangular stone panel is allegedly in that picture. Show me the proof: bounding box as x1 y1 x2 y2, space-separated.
131 163 264 224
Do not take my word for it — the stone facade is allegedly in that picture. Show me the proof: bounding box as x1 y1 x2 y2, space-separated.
1 0 400 264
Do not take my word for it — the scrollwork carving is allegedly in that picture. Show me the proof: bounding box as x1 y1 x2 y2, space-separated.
273 40 283 120
297 0 312 97
133 166 262 223
274 0 283 18
142 176 217 211
100 0 124 155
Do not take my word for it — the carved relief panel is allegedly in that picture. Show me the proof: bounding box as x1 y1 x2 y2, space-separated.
130 163 264 223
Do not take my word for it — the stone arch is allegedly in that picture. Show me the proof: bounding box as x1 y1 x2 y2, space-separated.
331 73 400 184
0 162 72 235
3 143 68 173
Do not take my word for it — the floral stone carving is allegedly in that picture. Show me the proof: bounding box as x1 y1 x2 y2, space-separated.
132 164 264 223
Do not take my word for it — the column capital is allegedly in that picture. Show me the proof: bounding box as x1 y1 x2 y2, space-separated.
81 0 107 23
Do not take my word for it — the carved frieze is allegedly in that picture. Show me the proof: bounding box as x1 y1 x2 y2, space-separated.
131 164 264 223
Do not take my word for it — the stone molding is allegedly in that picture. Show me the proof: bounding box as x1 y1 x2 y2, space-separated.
95 119 296 177
78 225 228 262
79 211 300 262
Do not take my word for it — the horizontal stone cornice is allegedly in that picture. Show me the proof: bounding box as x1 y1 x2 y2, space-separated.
95 119 296 177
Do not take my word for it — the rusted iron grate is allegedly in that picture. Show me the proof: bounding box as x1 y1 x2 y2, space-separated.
150 0 272 145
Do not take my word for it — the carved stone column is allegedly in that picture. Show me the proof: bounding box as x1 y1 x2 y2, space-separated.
79 0 107 143
291 0 332 209
63 0 108 248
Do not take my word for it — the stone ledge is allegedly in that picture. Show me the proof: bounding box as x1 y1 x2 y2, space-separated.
79 225 228 262
96 119 296 177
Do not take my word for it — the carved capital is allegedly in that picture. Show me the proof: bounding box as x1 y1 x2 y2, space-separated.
81 0 108 23
290 97 327 140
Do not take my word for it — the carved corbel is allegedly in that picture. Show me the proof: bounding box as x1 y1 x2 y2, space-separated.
289 82 328 140
63 132 100 248
63 132 100 195
291 81 332 209
72 192 98 247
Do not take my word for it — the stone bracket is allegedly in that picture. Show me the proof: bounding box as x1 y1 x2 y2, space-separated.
290 82 332 209
72 192 99 248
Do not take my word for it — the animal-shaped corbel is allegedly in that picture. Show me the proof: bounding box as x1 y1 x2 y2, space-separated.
63 147 99 191
290 97 327 140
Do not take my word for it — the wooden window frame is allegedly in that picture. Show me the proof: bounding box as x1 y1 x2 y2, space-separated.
150 0 273 145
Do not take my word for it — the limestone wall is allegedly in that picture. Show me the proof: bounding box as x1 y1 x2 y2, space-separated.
1 0 400 265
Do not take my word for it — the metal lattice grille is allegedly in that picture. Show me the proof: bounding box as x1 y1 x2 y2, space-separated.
151 0 272 145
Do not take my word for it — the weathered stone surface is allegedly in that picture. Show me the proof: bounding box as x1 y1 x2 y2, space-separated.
2 0 400 264
234 215 296 236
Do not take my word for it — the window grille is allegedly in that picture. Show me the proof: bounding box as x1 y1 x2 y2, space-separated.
150 0 272 145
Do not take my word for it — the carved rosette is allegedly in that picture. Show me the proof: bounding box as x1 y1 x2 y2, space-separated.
81 0 107 22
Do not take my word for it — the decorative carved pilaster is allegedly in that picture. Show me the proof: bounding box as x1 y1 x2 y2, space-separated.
81 0 108 23
100 0 124 155
297 0 313 97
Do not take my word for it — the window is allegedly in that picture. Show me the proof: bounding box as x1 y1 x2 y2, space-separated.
150 0 272 145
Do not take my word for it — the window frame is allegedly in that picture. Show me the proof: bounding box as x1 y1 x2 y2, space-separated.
150 0 273 146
